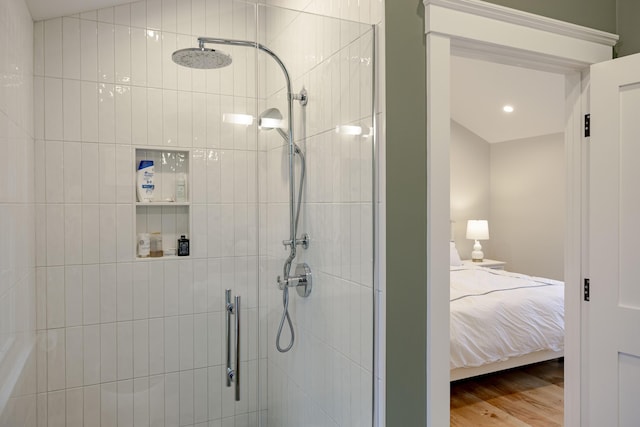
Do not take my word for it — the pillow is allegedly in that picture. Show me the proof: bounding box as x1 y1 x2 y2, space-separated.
450 241 463 266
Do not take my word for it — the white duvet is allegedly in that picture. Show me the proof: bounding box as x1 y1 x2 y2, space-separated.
450 265 564 369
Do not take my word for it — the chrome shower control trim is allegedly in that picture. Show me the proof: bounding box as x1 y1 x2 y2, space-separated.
282 233 310 250
294 263 312 297
276 262 312 297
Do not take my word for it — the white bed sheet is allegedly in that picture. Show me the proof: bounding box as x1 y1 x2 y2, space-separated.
450 265 564 370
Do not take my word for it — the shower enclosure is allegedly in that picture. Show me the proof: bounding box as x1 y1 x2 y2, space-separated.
34 2 375 426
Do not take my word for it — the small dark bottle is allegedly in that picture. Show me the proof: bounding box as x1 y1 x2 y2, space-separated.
177 235 190 256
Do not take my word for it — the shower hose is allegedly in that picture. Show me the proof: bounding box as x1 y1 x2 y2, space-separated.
276 144 305 353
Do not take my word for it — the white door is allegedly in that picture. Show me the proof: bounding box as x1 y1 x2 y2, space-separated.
589 52 640 426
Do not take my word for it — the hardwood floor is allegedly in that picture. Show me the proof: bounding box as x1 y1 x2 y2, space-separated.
450 359 564 427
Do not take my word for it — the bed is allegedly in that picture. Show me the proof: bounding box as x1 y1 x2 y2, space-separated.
449 247 565 381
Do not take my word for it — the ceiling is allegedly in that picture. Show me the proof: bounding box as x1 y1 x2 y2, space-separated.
26 0 130 20
451 55 565 144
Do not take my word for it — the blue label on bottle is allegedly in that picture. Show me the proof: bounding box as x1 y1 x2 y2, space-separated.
138 160 154 170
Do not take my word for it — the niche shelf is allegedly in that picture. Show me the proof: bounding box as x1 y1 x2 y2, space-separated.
134 146 191 259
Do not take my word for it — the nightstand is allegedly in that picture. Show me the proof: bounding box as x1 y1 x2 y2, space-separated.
462 259 506 270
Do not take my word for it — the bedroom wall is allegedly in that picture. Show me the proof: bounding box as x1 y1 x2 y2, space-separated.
490 133 565 280
450 120 490 260
450 124 564 279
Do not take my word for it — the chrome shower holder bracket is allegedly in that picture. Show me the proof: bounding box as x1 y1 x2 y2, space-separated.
282 233 310 250
294 87 308 106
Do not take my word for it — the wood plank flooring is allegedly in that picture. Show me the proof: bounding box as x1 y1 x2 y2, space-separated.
450 359 564 427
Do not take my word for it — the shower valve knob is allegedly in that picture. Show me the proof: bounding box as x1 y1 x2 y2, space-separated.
276 275 296 290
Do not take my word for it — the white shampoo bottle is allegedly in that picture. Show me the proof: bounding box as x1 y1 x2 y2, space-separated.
137 160 155 202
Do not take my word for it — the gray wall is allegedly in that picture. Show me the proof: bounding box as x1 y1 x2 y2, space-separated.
450 121 491 259
490 134 565 281
450 124 565 279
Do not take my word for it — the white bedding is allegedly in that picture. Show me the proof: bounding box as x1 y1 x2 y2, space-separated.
450 265 564 370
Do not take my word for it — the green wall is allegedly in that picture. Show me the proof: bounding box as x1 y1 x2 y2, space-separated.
616 0 640 56
384 0 427 425
485 0 615 32
384 0 637 425
485 0 640 57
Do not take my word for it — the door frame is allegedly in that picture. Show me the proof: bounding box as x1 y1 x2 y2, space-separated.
422 0 618 425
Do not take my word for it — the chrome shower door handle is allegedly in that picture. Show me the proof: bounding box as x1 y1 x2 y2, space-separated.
225 289 232 387
224 289 241 401
233 295 240 401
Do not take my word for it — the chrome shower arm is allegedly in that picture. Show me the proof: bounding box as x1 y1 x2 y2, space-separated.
197 37 292 96
198 36 299 263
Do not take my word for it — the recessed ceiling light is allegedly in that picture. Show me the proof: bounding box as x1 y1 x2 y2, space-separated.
503 105 514 113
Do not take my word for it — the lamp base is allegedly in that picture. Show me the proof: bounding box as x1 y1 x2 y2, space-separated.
471 240 484 262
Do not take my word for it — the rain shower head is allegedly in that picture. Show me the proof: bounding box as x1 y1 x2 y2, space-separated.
258 108 283 129
172 46 232 69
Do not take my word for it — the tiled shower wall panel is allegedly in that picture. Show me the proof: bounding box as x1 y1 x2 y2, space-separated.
259 7 375 426
33 1 263 425
0 0 37 425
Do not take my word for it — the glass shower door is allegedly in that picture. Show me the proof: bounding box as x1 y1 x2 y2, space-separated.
190 3 376 426
257 5 376 426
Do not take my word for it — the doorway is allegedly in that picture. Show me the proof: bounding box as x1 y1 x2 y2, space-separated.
449 54 567 425
423 1 617 425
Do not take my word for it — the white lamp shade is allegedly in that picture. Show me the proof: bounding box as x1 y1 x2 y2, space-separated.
466 220 489 240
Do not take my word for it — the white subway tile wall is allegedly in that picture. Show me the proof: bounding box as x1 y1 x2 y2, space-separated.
34 1 264 425
0 0 37 424
30 0 383 426
257 5 377 427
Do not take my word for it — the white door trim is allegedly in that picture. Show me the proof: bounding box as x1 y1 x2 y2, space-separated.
425 32 451 426
422 1 617 426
